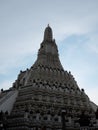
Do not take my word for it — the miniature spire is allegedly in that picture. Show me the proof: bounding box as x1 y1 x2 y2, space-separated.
44 24 53 41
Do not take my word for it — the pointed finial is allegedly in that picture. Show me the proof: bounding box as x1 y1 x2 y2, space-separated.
44 24 53 41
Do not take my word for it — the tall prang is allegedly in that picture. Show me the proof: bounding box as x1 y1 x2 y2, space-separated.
25 24 64 85
7 25 95 130
34 24 63 70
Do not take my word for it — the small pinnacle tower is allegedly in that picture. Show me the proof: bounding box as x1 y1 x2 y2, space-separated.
8 25 95 130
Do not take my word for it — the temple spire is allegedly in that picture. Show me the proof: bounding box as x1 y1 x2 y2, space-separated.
44 24 53 42
34 25 64 70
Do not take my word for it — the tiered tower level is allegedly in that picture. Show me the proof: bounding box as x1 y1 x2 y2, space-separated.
8 25 94 130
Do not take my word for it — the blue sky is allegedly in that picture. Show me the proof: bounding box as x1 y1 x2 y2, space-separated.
0 0 98 105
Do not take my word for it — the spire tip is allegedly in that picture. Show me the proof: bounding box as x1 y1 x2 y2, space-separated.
48 24 50 27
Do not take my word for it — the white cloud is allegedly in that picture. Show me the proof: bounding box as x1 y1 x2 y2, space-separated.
86 34 98 54
0 80 14 90
86 87 98 105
